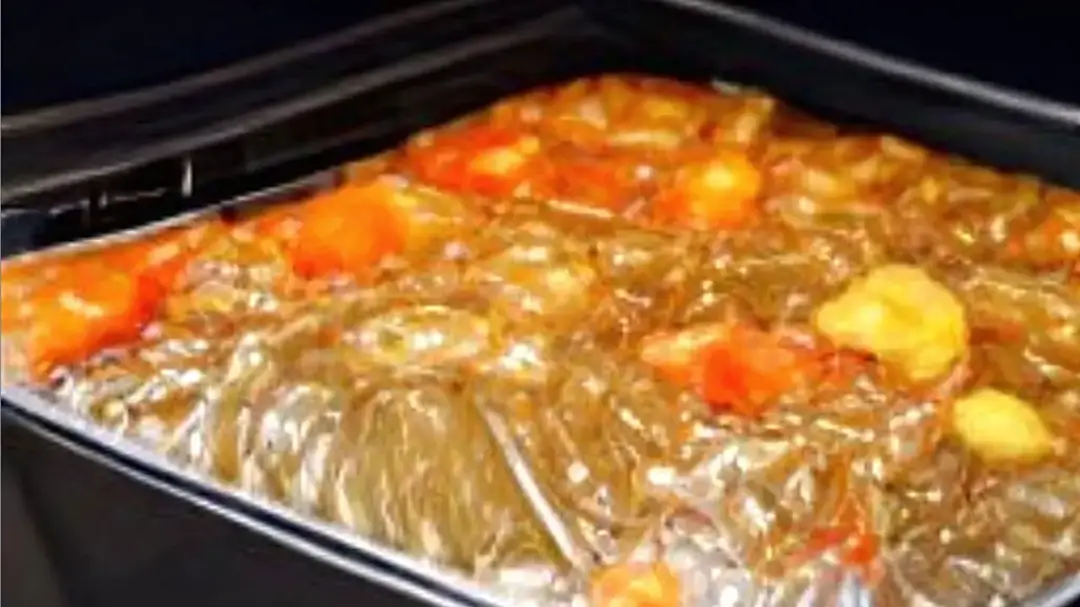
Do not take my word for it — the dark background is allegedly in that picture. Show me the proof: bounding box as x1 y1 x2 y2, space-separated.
1 0 431 113
3 0 1078 113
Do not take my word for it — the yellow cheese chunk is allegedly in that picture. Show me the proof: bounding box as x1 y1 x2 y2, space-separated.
951 388 1055 465
813 264 968 381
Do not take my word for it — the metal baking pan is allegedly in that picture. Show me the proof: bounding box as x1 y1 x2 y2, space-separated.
3 1 1079 606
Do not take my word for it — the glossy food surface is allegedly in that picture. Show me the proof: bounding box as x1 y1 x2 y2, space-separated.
2 76 1078 607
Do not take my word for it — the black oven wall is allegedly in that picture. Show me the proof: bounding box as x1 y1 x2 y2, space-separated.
2 0 460 113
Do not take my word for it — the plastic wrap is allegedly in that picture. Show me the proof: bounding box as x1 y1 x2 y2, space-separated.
3 76 1079 607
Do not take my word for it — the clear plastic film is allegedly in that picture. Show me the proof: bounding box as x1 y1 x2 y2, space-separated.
3 76 1079 607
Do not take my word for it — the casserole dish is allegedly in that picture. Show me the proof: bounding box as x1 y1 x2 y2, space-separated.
3 1 1078 606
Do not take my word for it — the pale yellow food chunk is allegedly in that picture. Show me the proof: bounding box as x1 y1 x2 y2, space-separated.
591 562 681 607
813 264 967 381
951 388 1055 465
468 135 540 175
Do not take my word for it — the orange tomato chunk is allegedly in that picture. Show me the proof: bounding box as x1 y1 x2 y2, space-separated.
699 324 815 416
640 322 819 416
242 203 306 251
288 181 407 280
21 265 155 379
591 562 681 607
639 323 731 385
105 221 227 299
406 124 543 198
654 150 761 229
1 223 226 379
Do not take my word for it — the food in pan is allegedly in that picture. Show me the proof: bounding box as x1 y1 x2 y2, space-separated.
2 75 1078 607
